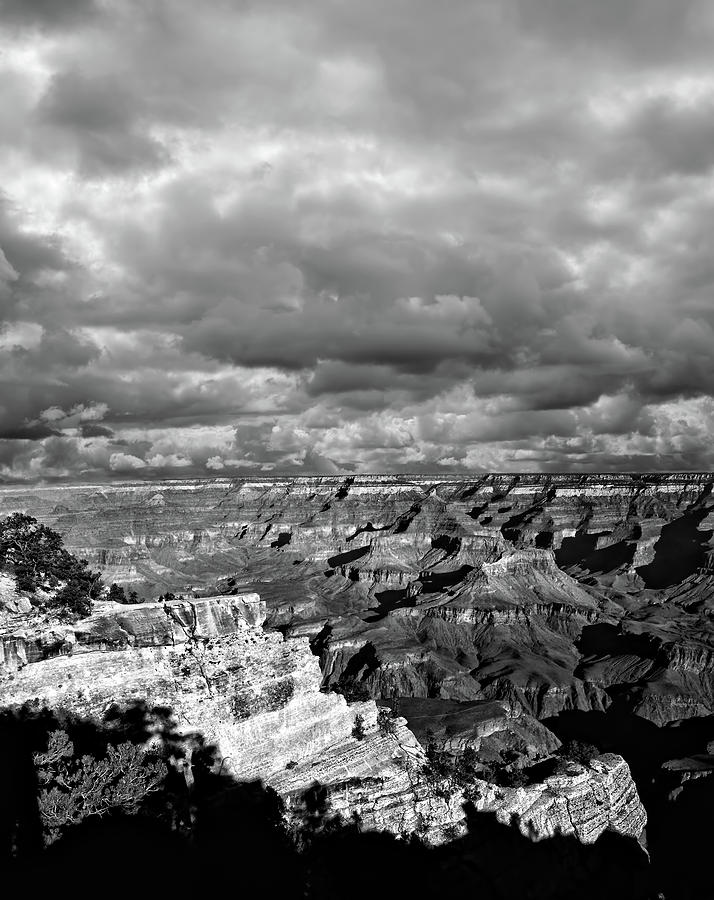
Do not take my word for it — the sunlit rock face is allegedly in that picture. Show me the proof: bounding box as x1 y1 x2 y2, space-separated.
1 595 440 833
1 473 714 727
471 753 646 845
274 726 646 846
1 596 381 786
0 594 646 847
0 594 265 672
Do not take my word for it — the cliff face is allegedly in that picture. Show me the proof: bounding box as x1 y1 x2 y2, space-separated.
0 591 265 670
0 594 646 847
471 753 646 844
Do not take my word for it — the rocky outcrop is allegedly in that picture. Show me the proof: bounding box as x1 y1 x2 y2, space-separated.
275 733 646 847
1 596 388 788
0 594 265 671
0 594 646 848
270 704 468 843
471 753 646 845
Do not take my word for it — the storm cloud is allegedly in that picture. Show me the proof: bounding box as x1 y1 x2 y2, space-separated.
1 0 714 481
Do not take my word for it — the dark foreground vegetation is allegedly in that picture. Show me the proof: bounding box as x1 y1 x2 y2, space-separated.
0 702 662 900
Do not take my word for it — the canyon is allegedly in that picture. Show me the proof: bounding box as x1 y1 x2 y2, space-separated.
3 474 713 727
3 473 714 894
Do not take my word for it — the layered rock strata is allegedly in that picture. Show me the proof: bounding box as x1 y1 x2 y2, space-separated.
0 595 645 847
3 474 713 726
471 753 646 844
0 593 264 672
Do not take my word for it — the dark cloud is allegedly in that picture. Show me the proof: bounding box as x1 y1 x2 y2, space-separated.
20 328 102 368
36 71 170 176
0 0 99 29
514 0 714 64
629 97 714 176
79 422 113 438
305 361 466 408
0 217 70 281
0 423 62 440
300 449 344 474
0 198 76 328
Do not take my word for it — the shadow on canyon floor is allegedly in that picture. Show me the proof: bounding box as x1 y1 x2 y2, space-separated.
0 701 683 900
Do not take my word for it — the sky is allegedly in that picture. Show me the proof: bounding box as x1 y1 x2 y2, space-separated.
2 0 714 482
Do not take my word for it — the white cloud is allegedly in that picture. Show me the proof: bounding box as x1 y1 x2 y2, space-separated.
146 453 192 468
109 452 146 471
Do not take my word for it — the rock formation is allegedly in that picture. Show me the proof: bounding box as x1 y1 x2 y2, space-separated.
0 592 645 847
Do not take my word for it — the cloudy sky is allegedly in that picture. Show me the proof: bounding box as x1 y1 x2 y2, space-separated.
1 0 714 481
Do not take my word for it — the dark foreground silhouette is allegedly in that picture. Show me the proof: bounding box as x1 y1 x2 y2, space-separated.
0 702 674 899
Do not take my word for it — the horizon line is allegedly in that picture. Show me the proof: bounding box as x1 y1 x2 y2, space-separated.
2 470 714 490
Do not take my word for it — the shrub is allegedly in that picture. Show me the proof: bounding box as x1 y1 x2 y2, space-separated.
553 757 578 776
422 744 519 800
551 742 599 777
377 706 397 736
33 730 167 846
453 746 480 783
497 767 528 788
107 584 144 604
51 579 92 617
16 571 38 593
352 713 366 741
474 758 530 788
330 675 370 703
108 583 128 604
559 739 599 766
232 679 295 720
423 746 458 800
501 747 521 764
